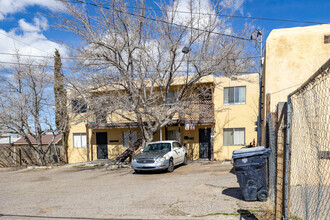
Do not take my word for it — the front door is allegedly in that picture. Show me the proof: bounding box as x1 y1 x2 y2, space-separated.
199 128 211 159
96 132 108 159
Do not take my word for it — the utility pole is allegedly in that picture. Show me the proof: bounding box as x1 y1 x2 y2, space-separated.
251 30 263 146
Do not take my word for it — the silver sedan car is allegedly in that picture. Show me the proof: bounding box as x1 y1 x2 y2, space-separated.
131 140 187 173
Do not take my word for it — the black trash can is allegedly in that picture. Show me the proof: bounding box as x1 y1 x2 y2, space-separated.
232 146 271 201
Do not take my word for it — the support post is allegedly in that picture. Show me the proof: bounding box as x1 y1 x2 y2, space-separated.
160 127 162 141
211 124 214 161
165 126 168 140
178 125 182 144
86 124 90 161
19 148 22 166
256 31 263 146
14 146 17 166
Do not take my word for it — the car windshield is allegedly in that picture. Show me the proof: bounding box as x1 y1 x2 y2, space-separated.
143 143 171 153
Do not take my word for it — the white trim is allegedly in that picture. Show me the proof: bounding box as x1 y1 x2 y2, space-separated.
73 133 87 148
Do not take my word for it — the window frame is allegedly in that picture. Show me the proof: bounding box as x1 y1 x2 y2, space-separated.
122 130 138 148
173 142 182 149
223 86 246 105
167 129 179 141
223 128 245 146
71 99 87 113
73 133 87 148
167 91 177 104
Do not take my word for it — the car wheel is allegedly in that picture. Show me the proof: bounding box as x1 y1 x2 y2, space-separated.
167 158 174 172
183 154 188 165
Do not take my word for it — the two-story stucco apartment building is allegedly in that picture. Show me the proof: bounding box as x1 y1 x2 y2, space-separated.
260 24 330 145
67 74 259 164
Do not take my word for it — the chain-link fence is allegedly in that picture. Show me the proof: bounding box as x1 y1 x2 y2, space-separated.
267 113 277 210
286 60 330 220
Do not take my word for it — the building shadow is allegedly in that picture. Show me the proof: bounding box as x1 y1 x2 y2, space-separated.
230 166 235 174
237 209 258 220
0 213 131 219
222 187 244 200
132 162 188 175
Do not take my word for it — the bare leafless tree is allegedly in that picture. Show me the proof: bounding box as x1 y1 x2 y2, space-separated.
57 0 254 148
0 54 63 165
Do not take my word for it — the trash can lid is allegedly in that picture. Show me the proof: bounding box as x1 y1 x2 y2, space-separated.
232 146 270 159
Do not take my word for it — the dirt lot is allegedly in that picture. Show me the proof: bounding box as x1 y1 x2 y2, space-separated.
0 161 267 219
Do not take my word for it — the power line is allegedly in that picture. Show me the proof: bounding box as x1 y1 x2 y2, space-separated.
61 0 327 25
0 52 260 62
59 0 251 41
0 52 78 60
0 61 73 69
0 32 50 55
0 60 256 74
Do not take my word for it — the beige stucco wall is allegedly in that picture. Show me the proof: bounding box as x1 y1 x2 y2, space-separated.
213 74 259 161
67 74 259 163
264 24 330 111
261 24 330 144
67 121 89 164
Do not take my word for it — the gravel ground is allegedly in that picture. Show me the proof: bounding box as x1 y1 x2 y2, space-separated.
0 161 266 219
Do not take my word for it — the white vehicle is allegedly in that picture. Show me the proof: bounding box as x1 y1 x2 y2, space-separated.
131 140 187 173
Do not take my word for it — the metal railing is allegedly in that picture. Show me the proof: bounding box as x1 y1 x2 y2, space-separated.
91 100 214 126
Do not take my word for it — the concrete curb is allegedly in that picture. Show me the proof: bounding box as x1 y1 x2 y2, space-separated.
27 166 53 169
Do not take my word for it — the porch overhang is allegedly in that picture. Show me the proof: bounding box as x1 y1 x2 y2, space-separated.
86 119 214 130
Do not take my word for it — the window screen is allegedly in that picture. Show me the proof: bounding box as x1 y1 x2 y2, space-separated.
223 128 245 146
224 86 246 105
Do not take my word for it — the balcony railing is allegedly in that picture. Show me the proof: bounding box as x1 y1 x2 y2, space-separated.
89 100 214 128
178 100 214 124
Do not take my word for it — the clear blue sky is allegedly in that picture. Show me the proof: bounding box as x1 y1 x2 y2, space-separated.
242 0 330 38
0 0 329 60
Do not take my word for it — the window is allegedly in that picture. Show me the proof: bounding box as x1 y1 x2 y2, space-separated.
223 86 246 105
73 133 87 148
72 99 87 113
167 91 177 104
144 143 171 152
319 151 330 159
167 130 179 141
173 142 182 149
122 131 137 147
95 110 107 123
324 35 330 44
223 128 245 146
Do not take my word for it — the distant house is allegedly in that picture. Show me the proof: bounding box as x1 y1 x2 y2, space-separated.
13 134 62 147
0 135 21 147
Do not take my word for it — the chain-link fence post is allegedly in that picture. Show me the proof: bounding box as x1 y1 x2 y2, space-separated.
283 98 291 220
